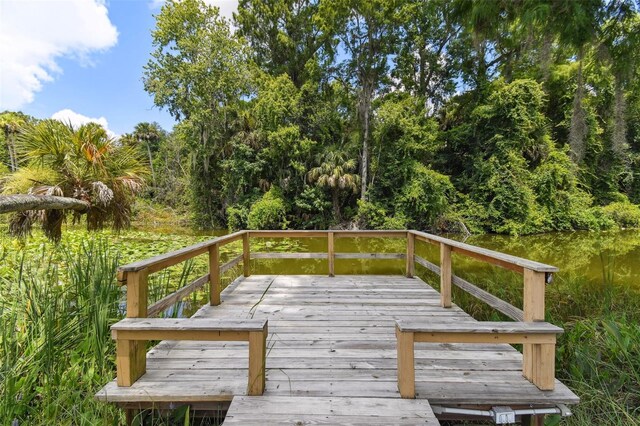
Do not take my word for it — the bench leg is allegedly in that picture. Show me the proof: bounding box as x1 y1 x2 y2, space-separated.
116 339 146 386
248 326 267 395
396 327 415 398
533 343 555 390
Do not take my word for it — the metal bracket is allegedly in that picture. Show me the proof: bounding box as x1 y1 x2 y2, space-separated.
545 272 554 285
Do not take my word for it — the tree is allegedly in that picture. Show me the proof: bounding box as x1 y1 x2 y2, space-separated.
307 149 360 221
235 0 329 88
0 112 30 171
318 0 399 200
132 122 165 189
3 120 147 241
144 0 253 227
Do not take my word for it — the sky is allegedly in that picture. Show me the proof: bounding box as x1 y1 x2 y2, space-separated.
0 0 238 137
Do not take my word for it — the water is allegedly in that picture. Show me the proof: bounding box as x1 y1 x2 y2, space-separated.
247 230 640 287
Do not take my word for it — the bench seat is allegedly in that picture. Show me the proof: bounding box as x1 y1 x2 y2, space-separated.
395 320 563 398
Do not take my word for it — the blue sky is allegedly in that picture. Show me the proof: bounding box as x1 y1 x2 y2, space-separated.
0 0 237 136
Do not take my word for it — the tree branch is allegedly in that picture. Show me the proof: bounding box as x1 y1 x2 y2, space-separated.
0 195 90 214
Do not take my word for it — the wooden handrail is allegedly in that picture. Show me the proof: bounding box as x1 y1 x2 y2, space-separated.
117 229 557 339
118 230 247 274
409 230 558 274
415 255 524 321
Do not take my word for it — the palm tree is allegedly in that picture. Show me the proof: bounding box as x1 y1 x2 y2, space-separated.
0 112 28 171
132 122 164 189
3 119 148 241
307 150 360 222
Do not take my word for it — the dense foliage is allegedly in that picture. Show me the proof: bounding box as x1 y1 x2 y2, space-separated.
139 0 640 234
2 0 640 235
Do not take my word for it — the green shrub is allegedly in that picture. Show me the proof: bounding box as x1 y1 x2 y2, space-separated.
394 162 454 229
602 201 640 228
226 204 248 231
247 188 288 230
355 199 388 229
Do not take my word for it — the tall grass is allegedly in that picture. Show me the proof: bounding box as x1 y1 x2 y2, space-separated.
0 239 122 424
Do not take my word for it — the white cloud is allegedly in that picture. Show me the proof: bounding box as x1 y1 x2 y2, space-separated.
149 0 238 22
0 0 118 110
52 109 117 139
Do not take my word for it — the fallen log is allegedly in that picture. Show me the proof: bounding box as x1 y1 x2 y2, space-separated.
0 194 90 214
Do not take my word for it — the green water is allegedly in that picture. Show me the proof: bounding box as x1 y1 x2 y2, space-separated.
248 230 640 287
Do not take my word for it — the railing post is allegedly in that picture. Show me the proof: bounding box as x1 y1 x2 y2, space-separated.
119 269 148 386
440 243 452 308
523 268 546 384
247 321 268 395
209 243 220 306
243 231 250 277
328 231 335 277
396 324 415 398
406 232 415 278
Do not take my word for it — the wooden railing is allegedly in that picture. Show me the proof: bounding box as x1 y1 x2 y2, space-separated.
115 229 558 391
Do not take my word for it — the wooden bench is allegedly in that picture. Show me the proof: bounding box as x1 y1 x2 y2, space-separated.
111 318 268 395
395 320 563 398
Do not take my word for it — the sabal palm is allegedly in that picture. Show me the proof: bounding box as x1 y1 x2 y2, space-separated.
307 150 360 221
7 119 147 240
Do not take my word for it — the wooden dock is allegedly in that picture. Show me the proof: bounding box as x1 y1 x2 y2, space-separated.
97 230 579 424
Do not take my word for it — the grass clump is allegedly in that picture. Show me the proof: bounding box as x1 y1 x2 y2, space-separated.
0 239 122 424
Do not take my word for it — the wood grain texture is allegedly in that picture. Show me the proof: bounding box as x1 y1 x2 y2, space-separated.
209 244 220 306
224 396 439 425
242 232 250 277
440 243 452 308
328 231 335 277
97 275 578 415
406 232 415 278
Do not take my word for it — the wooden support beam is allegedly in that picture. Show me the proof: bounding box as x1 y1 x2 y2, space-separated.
523 269 546 383
122 269 149 386
396 324 415 399
328 231 335 277
406 232 415 278
440 243 452 308
248 324 268 396
243 232 250 277
121 269 148 386
209 244 220 306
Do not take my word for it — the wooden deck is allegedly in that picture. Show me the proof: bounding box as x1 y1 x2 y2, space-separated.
97 274 578 423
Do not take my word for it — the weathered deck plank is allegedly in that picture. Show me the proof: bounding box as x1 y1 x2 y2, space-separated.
96 275 579 414
224 396 440 425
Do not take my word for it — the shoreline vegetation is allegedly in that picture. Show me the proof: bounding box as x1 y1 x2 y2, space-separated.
0 225 638 425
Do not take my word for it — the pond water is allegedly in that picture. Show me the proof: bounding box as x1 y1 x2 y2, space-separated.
247 230 640 288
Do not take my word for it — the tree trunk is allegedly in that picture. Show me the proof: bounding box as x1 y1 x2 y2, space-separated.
146 142 156 188
332 189 341 222
360 79 374 201
0 195 90 214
